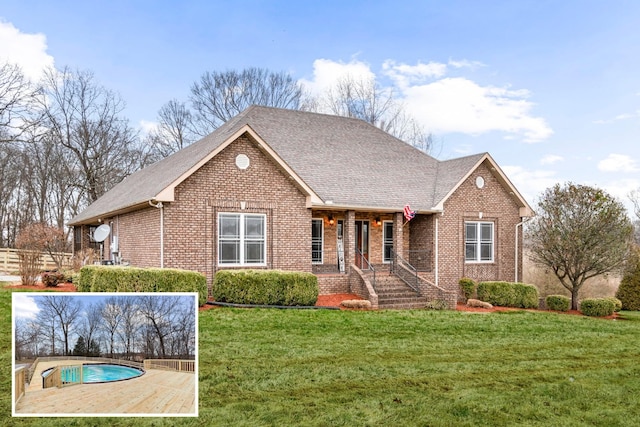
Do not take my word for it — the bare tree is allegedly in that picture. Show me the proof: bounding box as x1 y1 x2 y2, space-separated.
0 62 41 143
145 99 197 159
527 183 634 310
190 67 305 134
101 297 122 357
117 296 141 359
79 302 103 355
38 295 82 355
318 74 435 153
136 295 175 358
40 67 144 203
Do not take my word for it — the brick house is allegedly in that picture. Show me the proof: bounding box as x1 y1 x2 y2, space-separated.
69 106 533 309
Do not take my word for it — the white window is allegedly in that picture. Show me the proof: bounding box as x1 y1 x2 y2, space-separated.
311 219 323 264
383 221 393 263
218 213 266 266
465 222 494 262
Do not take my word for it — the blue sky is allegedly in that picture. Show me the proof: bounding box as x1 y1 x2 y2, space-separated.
2 0 639 214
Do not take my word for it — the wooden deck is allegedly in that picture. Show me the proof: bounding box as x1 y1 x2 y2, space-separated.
15 359 196 415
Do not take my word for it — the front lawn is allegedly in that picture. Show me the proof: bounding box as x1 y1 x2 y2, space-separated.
2 287 640 426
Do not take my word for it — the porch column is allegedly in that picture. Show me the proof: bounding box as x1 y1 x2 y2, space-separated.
344 210 355 274
394 212 404 258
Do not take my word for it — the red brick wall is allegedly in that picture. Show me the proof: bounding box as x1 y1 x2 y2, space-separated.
108 208 161 267
161 133 311 286
437 160 524 294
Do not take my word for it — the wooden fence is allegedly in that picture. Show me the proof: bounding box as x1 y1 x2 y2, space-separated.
0 248 72 274
143 359 196 373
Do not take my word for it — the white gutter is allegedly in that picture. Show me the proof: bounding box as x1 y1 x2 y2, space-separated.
149 200 164 268
515 217 530 282
435 215 439 287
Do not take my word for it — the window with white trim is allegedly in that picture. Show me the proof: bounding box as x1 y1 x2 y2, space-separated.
218 213 266 266
383 221 393 263
465 221 494 262
311 219 323 264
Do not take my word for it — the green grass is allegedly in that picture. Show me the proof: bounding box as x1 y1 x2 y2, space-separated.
3 286 640 426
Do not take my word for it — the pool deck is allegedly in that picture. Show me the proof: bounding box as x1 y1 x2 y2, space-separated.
15 359 196 415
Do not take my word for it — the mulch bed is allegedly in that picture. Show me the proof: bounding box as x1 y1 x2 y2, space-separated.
3 281 77 292
456 302 619 320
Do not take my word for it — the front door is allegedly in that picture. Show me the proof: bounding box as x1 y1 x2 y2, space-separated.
355 220 369 269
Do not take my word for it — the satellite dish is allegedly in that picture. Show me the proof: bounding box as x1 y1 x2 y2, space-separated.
93 224 111 242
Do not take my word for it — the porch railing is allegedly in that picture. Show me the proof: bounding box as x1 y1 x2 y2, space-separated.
356 249 376 290
390 249 420 294
312 248 344 274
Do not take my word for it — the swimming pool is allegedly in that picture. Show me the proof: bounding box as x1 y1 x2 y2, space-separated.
42 363 145 384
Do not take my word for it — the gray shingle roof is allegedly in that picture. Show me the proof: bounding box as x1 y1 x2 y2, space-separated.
69 106 510 225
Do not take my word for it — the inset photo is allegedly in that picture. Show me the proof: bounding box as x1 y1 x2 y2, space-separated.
12 293 198 417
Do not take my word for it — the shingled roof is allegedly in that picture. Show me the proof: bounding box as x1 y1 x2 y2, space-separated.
69 106 530 225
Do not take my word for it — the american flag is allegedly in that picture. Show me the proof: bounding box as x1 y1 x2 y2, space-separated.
403 204 416 221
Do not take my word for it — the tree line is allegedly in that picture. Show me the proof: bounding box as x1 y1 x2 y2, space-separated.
14 295 196 360
1 63 435 248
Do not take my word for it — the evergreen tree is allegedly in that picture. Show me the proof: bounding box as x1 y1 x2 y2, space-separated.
72 336 87 356
616 246 640 310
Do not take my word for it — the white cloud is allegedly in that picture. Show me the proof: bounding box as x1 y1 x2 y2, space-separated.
540 154 563 165
0 20 54 81
400 77 553 142
301 58 552 143
594 111 640 124
501 165 560 205
138 119 157 136
13 294 40 319
300 58 375 97
597 153 639 173
383 60 448 86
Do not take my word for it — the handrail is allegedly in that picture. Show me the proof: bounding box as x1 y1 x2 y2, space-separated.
356 249 376 290
143 359 195 373
389 249 421 294
14 366 26 403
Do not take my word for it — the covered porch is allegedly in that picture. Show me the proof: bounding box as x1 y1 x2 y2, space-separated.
310 209 456 309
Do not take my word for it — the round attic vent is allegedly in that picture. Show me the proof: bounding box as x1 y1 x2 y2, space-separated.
235 154 250 170
475 176 485 189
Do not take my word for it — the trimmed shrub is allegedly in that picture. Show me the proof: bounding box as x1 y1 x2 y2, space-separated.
477 281 539 308
78 265 207 306
604 296 622 312
546 295 571 312
513 283 539 308
459 277 477 301
477 281 514 306
425 300 449 310
211 269 318 306
580 298 615 317
616 247 640 310
41 270 65 287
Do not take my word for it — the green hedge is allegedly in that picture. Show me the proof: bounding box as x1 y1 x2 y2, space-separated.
211 269 318 306
458 277 476 301
546 295 570 312
78 265 207 306
604 296 622 312
580 298 616 317
477 281 539 308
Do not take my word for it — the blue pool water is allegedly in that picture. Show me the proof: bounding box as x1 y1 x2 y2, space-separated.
43 364 144 383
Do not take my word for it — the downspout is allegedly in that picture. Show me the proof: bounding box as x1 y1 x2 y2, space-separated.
435 215 439 287
149 200 164 268
515 217 530 282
